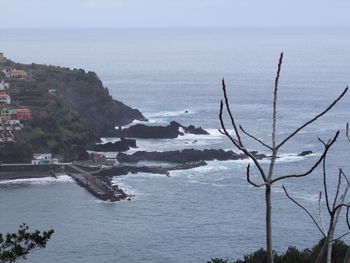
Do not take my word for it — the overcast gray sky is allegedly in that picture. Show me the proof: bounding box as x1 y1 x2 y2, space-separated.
1 0 349 28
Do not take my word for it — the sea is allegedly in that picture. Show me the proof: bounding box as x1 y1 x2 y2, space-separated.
0 28 350 263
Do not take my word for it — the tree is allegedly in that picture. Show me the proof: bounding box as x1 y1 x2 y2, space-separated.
219 52 348 263
0 224 54 263
283 149 350 263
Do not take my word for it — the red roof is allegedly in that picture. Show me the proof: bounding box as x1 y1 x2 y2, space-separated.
0 92 9 97
1 66 13 70
17 109 31 113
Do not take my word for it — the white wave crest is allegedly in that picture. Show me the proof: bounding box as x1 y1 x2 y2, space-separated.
147 109 196 118
0 175 74 185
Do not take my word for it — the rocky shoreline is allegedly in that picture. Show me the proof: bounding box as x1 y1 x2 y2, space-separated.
115 121 208 139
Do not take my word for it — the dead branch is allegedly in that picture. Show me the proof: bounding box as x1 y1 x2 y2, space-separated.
219 100 268 182
282 185 326 236
222 78 243 146
333 170 343 210
246 164 266 187
239 125 273 150
318 191 327 235
276 87 348 150
271 131 339 184
346 206 350 230
346 123 350 143
272 53 283 151
333 232 350 241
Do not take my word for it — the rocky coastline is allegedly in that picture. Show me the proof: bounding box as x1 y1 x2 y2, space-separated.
115 121 209 139
116 149 267 163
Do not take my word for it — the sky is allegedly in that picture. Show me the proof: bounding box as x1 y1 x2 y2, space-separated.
0 0 350 29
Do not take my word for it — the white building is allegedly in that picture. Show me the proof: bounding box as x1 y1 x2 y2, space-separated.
0 92 10 104
31 153 58 165
0 80 9 91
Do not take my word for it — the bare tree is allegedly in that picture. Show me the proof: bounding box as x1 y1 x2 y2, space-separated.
283 140 350 263
219 52 348 263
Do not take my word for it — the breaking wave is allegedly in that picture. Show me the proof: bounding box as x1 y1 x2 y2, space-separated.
0 175 74 185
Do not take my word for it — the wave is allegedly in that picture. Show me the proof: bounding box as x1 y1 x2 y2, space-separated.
146 109 196 118
0 175 74 185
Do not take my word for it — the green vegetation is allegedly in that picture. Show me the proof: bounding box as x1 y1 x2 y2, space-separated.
0 224 53 263
0 143 33 163
0 60 145 162
208 239 348 263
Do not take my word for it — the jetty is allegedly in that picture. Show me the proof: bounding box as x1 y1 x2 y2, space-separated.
65 164 127 202
0 161 207 202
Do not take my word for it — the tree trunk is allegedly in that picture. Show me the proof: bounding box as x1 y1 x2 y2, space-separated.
326 217 335 263
266 185 274 263
327 237 333 263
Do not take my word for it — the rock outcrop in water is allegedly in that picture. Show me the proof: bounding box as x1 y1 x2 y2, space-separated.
90 138 137 152
115 121 209 139
298 150 313 156
117 149 267 163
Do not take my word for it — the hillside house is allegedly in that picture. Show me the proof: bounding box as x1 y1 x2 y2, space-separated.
0 131 15 143
0 108 10 120
8 69 27 79
0 80 9 91
16 109 32 120
0 120 23 132
1 66 13 74
0 92 11 104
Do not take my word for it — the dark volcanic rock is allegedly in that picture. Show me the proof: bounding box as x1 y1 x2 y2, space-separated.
98 161 208 177
115 121 209 139
117 149 267 163
298 150 313 156
90 138 136 152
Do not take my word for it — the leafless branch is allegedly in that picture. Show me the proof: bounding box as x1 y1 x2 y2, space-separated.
272 52 283 151
271 131 339 184
283 185 326 237
219 100 268 182
333 170 342 210
322 150 332 215
346 123 350 143
222 79 243 146
333 203 350 214
333 231 350 241
239 125 273 150
318 191 327 235
219 101 241 147
346 205 350 230
340 169 349 185
246 164 266 187
276 87 348 150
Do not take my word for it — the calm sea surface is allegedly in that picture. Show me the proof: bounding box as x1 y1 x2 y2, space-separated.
0 28 350 262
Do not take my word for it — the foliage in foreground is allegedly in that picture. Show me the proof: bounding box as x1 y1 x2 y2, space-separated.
207 239 348 263
0 224 54 263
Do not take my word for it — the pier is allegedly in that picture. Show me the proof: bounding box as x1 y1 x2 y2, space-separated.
65 164 127 202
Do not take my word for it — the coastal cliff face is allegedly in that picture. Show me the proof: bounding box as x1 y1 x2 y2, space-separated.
19 63 146 138
39 68 146 137
3 61 146 161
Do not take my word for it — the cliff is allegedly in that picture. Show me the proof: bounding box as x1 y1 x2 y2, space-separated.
2 60 146 161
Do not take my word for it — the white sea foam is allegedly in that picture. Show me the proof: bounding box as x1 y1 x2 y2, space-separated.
0 175 74 185
146 109 196 118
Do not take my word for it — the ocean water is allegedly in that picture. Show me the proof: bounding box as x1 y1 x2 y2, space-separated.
0 28 350 262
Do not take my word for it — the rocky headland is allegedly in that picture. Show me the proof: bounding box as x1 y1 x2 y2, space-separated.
117 149 267 163
115 121 209 139
90 138 137 152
